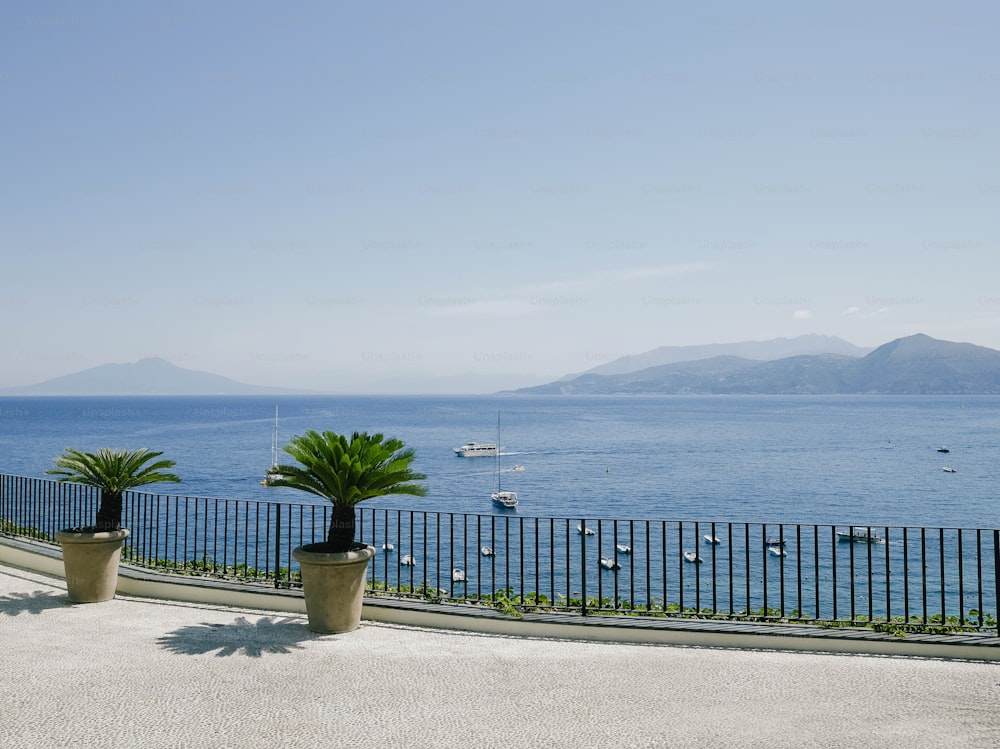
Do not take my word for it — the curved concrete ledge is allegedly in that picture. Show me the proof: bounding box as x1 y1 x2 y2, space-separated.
3 535 998 660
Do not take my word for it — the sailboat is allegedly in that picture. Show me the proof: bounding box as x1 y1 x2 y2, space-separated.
261 405 282 486
490 411 518 508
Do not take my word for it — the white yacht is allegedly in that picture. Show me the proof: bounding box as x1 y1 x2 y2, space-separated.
454 442 498 457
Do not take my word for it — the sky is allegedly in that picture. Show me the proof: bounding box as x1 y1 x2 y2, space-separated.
3 1 998 393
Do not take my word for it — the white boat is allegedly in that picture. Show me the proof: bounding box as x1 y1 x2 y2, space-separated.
400 554 416 566
615 543 631 554
836 530 885 544
481 546 494 557
683 551 702 563
454 442 497 457
452 568 466 582
577 525 595 536
490 411 518 508
382 543 394 552
767 546 787 557
492 491 518 508
703 534 721 545
511 464 525 472
942 466 957 473
261 405 283 486
600 557 621 571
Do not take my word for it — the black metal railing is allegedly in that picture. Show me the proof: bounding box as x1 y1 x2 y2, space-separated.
2 474 997 633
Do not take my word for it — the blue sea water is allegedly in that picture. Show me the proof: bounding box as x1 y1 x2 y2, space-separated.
0 394 997 530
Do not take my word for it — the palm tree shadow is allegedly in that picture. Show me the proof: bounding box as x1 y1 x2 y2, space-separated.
157 615 317 657
0 590 72 616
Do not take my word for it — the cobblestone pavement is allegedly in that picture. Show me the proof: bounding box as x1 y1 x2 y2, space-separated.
3 564 1000 749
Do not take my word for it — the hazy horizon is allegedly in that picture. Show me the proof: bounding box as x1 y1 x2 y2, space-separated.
5 3 998 394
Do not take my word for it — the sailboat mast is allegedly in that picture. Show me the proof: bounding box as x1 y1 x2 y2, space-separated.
272 405 279 468
495 410 501 492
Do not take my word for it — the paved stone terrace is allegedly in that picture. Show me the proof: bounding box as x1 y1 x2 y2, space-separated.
3 563 1000 748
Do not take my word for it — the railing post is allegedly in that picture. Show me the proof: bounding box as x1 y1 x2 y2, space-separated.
994 530 999 636
580 518 587 617
274 502 282 589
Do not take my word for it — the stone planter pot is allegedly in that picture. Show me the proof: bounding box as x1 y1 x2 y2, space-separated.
55 528 130 603
292 543 375 634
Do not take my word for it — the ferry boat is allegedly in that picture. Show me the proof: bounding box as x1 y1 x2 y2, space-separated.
453 442 498 457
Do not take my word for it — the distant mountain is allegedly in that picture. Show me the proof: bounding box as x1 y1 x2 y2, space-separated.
515 335 1000 395
0 358 304 396
568 334 871 379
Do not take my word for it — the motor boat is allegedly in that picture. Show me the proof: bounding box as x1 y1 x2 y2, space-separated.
454 442 497 457
836 530 885 544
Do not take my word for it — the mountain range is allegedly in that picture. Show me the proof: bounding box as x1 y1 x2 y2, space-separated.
565 334 872 379
4 334 1000 396
0 358 303 396
515 334 1000 395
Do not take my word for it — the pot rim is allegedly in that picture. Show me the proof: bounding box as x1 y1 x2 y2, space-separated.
55 527 131 543
293 543 375 565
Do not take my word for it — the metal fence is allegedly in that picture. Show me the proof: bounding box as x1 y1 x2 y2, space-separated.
2 474 998 632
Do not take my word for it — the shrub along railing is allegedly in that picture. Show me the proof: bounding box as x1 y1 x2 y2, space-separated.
2 474 998 633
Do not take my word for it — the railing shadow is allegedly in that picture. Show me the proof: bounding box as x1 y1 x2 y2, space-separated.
0 590 72 616
156 615 314 657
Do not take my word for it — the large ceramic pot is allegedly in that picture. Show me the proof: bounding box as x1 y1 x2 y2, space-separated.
54 528 130 603
292 543 375 634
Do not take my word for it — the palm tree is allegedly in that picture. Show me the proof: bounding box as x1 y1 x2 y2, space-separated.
269 430 427 552
47 448 181 531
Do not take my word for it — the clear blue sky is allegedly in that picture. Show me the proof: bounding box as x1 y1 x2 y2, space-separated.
4 2 998 393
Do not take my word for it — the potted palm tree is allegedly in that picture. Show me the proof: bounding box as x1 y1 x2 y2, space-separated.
269 429 426 633
47 447 181 602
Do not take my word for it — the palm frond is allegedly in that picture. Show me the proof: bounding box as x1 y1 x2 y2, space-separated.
268 429 426 508
47 447 181 493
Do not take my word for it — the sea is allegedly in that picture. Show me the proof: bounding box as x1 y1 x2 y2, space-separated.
0 394 996 531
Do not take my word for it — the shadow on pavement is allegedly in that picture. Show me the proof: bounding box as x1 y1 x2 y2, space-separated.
157 615 317 657
0 590 72 616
